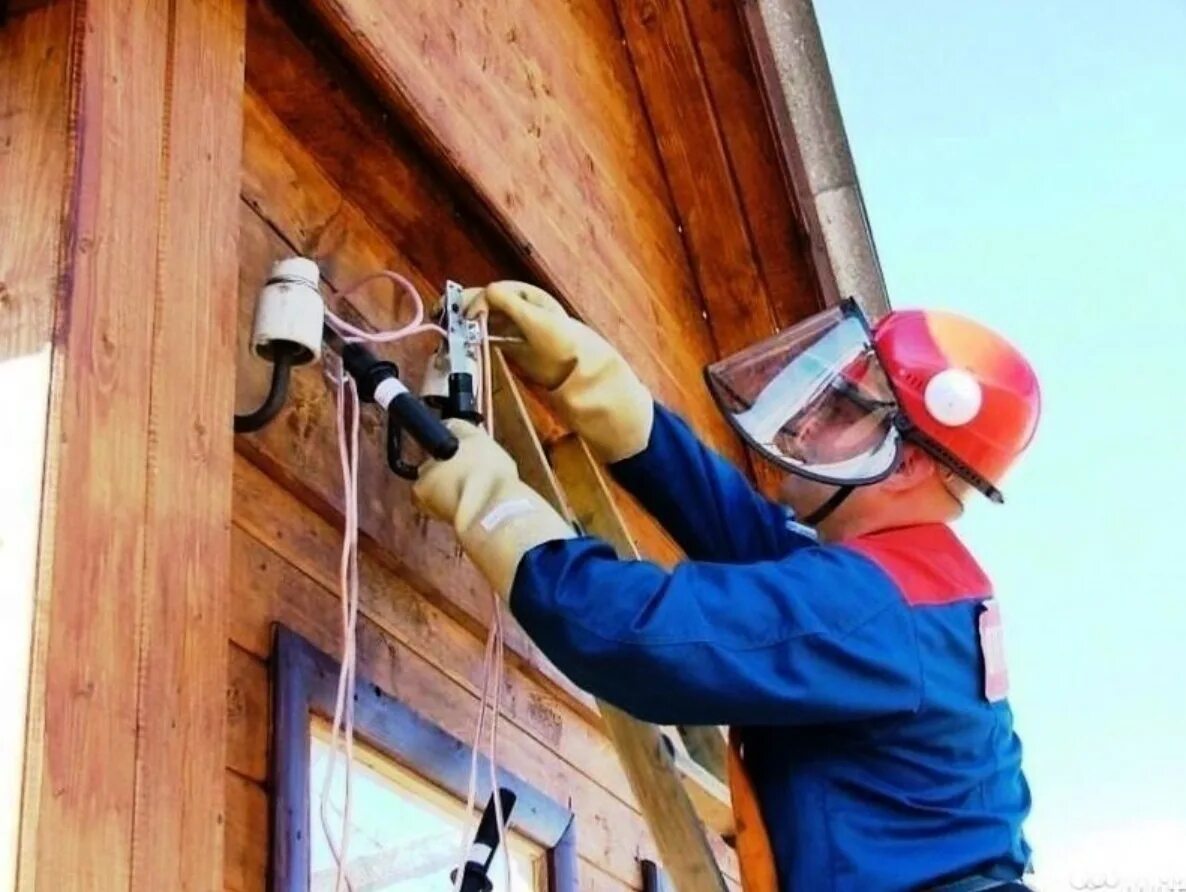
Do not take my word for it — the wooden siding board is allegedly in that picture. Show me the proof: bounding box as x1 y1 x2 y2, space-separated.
21 1 244 888
615 0 779 356
243 0 510 298
25 0 170 886
226 771 269 892
130 1 245 889
679 0 824 328
227 643 270 784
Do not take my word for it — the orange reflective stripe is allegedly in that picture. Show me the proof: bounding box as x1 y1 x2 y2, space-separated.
727 727 779 892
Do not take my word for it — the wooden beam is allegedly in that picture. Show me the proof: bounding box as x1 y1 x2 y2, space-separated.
547 437 735 833
20 1 170 884
225 771 269 892
491 349 573 521
19 0 245 888
0 3 72 887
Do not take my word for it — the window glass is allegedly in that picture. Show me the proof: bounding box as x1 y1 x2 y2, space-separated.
309 722 545 892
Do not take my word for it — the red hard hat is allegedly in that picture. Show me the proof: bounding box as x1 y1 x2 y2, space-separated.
872 309 1041 500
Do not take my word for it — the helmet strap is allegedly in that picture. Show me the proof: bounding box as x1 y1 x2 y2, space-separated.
802 485 856 528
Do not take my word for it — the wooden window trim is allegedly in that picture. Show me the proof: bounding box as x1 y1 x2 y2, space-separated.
270 624 577 891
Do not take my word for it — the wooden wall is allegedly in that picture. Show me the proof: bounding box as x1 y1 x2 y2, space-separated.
2 0 826 886
7 1 244 889
226 0 824 888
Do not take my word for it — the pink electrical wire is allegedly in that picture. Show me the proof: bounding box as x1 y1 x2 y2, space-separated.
320 271 509 892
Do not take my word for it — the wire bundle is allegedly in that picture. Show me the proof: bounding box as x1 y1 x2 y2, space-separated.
318 273 509 892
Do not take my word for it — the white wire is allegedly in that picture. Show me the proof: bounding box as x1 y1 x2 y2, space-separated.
320 273 509 892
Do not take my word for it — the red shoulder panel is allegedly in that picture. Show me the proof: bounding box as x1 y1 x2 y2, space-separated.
842 524 992 606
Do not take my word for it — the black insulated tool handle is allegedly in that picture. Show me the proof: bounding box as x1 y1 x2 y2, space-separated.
474 788 517 855
391 392 458 461
324 326 458 462
454 788 518 892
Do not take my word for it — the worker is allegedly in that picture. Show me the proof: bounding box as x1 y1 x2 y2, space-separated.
412 282 1041 892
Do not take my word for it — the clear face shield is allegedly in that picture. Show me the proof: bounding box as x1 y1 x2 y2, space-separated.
705 300 907 487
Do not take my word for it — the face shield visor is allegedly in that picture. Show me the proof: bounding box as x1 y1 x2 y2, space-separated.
705 300 905 487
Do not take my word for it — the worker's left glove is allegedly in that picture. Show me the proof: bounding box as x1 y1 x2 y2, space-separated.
412 419 574 597
462 281 653 464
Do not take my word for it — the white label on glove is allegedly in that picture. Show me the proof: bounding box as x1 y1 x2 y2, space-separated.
480 498 536 533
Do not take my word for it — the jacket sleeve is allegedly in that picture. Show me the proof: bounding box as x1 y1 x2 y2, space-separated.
510 537 923 726
609 404 816 564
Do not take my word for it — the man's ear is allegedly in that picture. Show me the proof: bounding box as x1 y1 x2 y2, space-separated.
882 446 937 493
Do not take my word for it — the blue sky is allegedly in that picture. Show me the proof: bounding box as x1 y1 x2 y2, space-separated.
815 1 1186 882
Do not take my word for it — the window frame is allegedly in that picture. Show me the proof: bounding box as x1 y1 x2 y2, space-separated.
270 625 578 892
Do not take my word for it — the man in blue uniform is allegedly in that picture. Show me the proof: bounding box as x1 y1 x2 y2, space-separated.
413 283 1042 891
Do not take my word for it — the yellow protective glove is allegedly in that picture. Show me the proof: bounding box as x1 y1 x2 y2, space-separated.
412 419 574 597
465 281 654 463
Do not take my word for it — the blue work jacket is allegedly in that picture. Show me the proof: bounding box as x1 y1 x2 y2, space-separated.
509 405 1032 891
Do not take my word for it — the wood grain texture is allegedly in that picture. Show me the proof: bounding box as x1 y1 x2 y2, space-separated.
23 1 170 886
679 0 824 330
615 0 779 356
613 0 814 499
227 643 270 784
229 460 658 815
225 771 268 892
0 4 72 886
21 1 245 888
294 0 741 462
226 530 666 886
0 0 70 360
130 1 245 889
730 1 844 310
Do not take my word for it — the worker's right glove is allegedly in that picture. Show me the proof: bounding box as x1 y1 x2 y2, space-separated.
413 419 575 597
466 281 654 464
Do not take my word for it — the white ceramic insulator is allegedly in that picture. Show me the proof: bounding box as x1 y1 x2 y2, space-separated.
251 257 325 364
924 368 983 427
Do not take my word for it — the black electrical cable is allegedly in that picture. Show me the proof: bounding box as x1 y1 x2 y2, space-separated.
233 346 298 433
